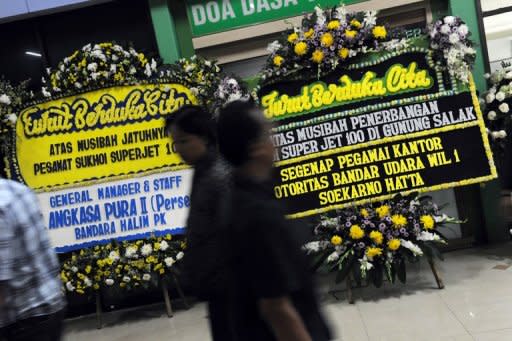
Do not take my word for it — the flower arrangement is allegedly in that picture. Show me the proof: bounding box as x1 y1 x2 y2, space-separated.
261 6 391 82
43 42 158 98
61 235 185 296
428 16 476 83
481 62 512 156
0 78 31 130
304 194 455 287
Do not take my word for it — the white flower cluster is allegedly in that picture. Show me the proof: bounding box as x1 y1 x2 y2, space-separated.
400 239 424 256
482 64 512 141
429 16 475 83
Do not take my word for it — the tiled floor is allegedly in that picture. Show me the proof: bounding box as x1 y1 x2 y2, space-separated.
63 243 512 341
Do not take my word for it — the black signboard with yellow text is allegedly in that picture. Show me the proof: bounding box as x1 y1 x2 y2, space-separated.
259 48 496 218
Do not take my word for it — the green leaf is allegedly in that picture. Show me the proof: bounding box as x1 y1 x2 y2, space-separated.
335 254 355 284
370 263 384 288
396 259 407 284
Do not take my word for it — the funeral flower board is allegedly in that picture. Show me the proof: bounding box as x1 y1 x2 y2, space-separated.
259 42 496 218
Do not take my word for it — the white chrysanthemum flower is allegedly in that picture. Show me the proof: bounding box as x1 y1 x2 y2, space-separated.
359 256 374 271
110 64 117 73
417 231 442 242
190 87 199 96
159 240 169 251
112 54 119 62
326 251 340 263
84 277 92 287
0 94 11 105
125 246 138 258
75 82 82 89
71 266 78 273
364 10 377 26
227 92 243 103
315 6 326 26
444 16 456 25
400 240 423 256
498 130 508 138
458 24 469 37
267 40 282 54
484 73 491 79
185 64 196 73
496 91 506 102
144 63 152 77
486 93 496 103
59 64 65 72
142 274 151 281
488 111 497 120
82 43 92 51
129 66 137 74
105 279 114 286
42 87 51 97
499 102 510 113
151 58 157 71
205 60 212 67
440 24 451 34
53 87 61 93
141 244 152 256
449 33 460 44
123 276 131 283
505 71 512 80
303 241 321 254
108 251 120 262
7 114 17 125
164 257 175 267
91 72 100 80
66 281 75 291
491 131 501 139
176 252 184 260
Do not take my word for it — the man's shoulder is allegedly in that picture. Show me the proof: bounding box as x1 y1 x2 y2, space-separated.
0 179 33 208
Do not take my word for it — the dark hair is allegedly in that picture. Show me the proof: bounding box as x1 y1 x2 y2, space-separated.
217 100 264 166
165 105 216 144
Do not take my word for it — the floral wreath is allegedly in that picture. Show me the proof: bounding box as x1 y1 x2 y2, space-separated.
305 194 457 287
481 62 512 159
260 6 475 85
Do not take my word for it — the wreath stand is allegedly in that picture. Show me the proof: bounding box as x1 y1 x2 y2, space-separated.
333 259 444 304
95 273 189 329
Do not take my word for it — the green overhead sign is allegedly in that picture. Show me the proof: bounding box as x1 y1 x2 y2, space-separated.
186 0 367 36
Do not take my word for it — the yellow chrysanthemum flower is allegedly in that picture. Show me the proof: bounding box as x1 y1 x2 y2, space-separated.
420 215 435 230
331 235 343 246
338 47 350 59
345 30 357 39
61 272 68 282
93 284 100 290
76 289 85 295
294 42 308 56
304 28 315 39
154 242 161 250
85 265 92 274
273 55 284 67
391 214 408 228
369 231 383 245
373 25 387 39
360 208 370 218
388 239 401 251
321 32 334 47
288 32 299 43
312 50 324 63
350 19 362 29
159 268 165 275
349 225 365 240
327 20 340 30
376 205 391 219
366 247 383 260
165 234 172 241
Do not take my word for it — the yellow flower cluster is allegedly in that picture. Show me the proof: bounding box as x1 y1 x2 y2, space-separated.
369 231 383 245
391 214 407 228
366 247 383 260
387 239 401 251
420 215 435 230
376 205 391 219
350 225 365 240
